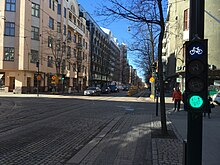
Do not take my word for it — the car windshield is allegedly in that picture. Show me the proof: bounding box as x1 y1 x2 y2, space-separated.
87 87 96 90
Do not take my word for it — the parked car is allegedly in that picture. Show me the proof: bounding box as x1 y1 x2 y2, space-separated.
108 85 119 92
84 87 101 96
212 92 220 105
122 86 129 91
101 86 111 94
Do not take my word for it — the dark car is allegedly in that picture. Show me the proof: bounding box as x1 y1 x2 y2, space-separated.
122 86 129 91
108 85 119 92
101 86 111 94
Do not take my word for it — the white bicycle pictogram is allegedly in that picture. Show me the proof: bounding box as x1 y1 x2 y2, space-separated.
189 47 203 55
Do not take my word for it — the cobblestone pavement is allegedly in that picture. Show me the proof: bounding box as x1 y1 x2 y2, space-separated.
151 117 183 165
70 112 153 165
0 96 127 164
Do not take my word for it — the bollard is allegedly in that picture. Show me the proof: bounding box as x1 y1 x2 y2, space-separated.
156 93 159 116
183 139 187 165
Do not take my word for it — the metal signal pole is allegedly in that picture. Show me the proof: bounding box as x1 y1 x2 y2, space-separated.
186 1 205 164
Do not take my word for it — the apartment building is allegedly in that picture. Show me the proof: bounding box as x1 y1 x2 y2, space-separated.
163 0 220 91
120 43 130 85
0 0 90 93
85 14 121 88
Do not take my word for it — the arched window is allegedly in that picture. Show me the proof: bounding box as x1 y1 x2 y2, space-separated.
71 5 75 13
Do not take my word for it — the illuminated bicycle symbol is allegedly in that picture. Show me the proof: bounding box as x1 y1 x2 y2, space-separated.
189 47 203 55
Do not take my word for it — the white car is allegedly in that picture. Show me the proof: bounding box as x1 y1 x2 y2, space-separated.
84 87 101 96
212 92 220 105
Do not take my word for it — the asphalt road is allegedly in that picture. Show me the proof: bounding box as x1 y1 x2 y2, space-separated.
0 91 155 164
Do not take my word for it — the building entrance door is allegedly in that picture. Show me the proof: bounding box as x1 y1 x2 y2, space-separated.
27 77 31 93
9 77 15 92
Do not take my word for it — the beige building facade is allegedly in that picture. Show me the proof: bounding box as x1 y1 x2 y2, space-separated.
0 0 90 93
163 0 220 91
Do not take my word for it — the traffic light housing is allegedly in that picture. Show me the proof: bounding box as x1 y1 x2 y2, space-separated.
185 39 208 112
61 74 65 81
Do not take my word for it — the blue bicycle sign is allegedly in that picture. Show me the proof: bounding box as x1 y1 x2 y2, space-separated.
189 47 203 55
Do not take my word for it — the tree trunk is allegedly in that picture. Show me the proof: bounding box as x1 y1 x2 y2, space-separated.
158 0 168 135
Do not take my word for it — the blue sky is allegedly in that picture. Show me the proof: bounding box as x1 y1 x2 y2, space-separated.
77 0 143 79
77 0 132 43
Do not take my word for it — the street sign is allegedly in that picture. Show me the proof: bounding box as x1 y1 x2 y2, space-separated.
185 39 208 112
37 75 41 81
52 75 57 80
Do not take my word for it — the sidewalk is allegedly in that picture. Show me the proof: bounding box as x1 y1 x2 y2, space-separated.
66 107 184 165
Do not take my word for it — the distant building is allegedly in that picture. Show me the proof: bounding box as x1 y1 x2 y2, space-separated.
119 43 130 85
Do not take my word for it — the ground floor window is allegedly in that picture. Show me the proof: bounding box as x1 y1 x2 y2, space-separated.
0 72 5 88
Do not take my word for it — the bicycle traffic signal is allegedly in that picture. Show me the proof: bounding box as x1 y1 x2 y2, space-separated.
185 39 208 112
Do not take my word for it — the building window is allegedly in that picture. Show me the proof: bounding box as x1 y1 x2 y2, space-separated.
83 39 85 47
32 3 40 17
52 0 55 11
30 50 39 63
73 63 76 71
57 4 61 15
4 22 15 36
48 56 53 67
184 9 189 31
5 0 16 11
4 47 15 61
63 25 66 35
64 7 66 18
31 26 39 40
67 46 71 58
49 0 51 9
57 22 61 33
69 12 72 21
73 34 76 43
73 49 76 58
67 62 70 70
71 5 75 13
49 17 54 30
48 36 53 48
67 31 71 40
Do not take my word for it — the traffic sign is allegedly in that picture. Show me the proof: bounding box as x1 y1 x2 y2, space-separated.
37 75 41 81
149 77 155 83
52 75 57 80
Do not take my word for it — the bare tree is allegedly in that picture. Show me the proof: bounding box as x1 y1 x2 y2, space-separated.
128 23 159 81
41 28 68 91
99 0 168 134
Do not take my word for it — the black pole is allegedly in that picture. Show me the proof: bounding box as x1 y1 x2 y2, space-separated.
156 92 159 116
36 61 39 97
187 1 204 165
62 79 64 94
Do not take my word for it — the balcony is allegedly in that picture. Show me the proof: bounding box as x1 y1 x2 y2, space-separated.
68 20 84 36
